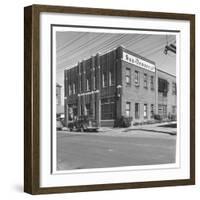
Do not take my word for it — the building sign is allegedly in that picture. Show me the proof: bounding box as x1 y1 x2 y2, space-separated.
122 52 156 72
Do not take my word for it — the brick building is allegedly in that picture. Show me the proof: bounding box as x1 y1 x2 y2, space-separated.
64 46 176 127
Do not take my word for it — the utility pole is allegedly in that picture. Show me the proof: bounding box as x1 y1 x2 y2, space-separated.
164 43 176 54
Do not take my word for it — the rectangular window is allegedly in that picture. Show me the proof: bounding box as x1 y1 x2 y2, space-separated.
163 105 167 117
73 83 76 94
69 84 72 96
102 72 107 88
172 106 176 114
144 104 148 118
85 103 91 116
93 75 96 90
158 104 167 118
109 71 114 86
101 99 115 120
135 70 139 86
135 103 140 119
151 104 154 118
126 68 131 86
126 102 131 117
86 78 90 91
79 76 82 92
150 76 154 90
172 82 176 95
158 78 169 96
144 73 148 88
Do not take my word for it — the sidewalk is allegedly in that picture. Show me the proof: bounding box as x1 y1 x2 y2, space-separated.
100 121 177 136
60 122 177 138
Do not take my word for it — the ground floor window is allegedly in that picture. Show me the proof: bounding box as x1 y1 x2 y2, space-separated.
144 104 148 118
68 104 77 120
135 103 139 119
125 102 131 117
101 98 115 120
172 105 176 114
85 103 91 116
158 104 167 118
151 104 154 118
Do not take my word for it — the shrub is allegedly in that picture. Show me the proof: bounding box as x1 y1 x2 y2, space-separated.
170 114 176 121
154 114 162 120
167 113 177 121
114 116 133 128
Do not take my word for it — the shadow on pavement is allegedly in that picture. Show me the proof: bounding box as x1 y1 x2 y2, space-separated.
123 128 176 136
158 123 177 128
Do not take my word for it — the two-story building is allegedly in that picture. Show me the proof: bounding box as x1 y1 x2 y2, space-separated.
64 46 176 127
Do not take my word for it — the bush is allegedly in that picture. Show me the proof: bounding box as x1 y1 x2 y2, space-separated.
169 114 176 121
167 113 177 121
154 114 162 120
114 116 133 128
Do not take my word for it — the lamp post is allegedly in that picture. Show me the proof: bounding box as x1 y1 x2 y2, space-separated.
116 84 122 98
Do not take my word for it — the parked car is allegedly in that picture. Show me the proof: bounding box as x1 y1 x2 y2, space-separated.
68 116 99 132
56 118 64 130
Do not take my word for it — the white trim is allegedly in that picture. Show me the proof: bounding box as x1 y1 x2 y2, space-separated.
77 90 100 96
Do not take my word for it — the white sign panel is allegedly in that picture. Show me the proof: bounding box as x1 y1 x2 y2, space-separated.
122 52 156 72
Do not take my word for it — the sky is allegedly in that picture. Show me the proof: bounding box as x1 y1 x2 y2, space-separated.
56 31 176 105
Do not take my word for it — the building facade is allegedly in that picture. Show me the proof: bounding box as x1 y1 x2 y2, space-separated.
56 83 64 119
64 46 176 127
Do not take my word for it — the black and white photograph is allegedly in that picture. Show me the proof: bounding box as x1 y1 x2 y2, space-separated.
54 27 178 172
24 5 195 194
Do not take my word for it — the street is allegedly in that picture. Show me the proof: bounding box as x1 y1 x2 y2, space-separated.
56 124 177 171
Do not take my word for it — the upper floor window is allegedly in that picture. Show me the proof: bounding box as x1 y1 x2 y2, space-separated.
158 78 169 97
144 73 148 88
73 83 76 94
109 71 114 86
102 72 107 88
93 75 96 90
150 76 154 90
135 70 139 86
126 68 131 86
172 82 176 95
86 78 90 91
69 84 72 96
79 76 82 92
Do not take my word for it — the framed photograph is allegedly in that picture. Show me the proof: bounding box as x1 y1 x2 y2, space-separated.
24 4 195 194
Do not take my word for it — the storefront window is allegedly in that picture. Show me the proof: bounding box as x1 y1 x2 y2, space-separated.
101 98 115 120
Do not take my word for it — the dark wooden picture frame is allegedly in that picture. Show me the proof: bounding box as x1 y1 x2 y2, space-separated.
24 4 195 195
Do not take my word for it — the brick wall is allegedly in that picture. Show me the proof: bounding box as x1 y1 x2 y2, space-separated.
121 60 156 123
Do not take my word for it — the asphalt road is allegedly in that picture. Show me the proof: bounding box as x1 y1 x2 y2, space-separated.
56 129 176 171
